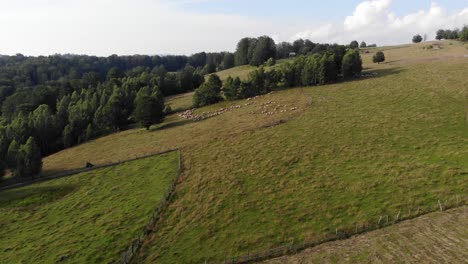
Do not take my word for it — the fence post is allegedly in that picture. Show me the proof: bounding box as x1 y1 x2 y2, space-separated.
438 200 443 211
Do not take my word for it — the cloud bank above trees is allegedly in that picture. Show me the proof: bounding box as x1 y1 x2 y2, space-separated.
292 0 468 45
0 0 466 56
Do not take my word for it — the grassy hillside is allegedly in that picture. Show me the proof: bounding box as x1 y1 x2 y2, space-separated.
264 206 468 263
166 92 194 112
212 58 293 81
0 152 178 263
41 41 467 263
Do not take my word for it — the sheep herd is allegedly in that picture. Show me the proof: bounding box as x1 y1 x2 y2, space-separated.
178 92 299 121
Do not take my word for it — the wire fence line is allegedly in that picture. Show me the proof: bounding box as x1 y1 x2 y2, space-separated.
119 149 184 264
221 196 466 264
0 148 179 192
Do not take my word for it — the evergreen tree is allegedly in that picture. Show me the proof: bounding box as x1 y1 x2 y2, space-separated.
360 41 367 48
105 86 129 130
7 140 19 169
17 137 42 179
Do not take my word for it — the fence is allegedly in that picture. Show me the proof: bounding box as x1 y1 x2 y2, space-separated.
0 148 179 192
119 149 184 264
222 196 466 264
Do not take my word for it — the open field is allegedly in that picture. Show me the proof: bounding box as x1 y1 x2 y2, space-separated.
264 206 468 263
0 152 179 263
212 58 293 81
166 91 195 113
41 41 468 263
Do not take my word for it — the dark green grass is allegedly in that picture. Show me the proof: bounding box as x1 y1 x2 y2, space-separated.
0 152 178 263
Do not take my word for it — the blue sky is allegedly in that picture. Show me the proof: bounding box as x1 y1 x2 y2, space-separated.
182 0 468 20
0 0 467 55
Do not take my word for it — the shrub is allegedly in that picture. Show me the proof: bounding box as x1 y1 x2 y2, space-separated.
412 34 423 43
373 51 386 64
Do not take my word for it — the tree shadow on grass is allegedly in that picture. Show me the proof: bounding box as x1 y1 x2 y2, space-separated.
0 185 77 209
346 67 406 84
150 118 193 132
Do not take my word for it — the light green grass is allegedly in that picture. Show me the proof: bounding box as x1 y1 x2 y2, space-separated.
42 42 468 263
166 92 194 112
0 152 179 263
211 58 293 81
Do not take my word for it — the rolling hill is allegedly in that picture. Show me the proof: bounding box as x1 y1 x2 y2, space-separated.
23 41 468 263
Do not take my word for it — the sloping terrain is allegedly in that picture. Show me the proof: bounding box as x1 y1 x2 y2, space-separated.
264 206 468 264
0 152 179 263
41 41 468 263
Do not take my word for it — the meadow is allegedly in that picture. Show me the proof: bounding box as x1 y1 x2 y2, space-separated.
0 152 179 263
40 41 467 263
265 206 468 263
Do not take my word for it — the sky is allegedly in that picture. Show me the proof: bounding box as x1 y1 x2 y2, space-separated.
0 0 467 56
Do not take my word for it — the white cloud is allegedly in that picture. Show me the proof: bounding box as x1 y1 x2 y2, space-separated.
0 0 466 56
292 0 468 45
0 0 278 56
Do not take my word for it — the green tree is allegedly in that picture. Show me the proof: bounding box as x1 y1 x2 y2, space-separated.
105 86 129 130
436 29 445 40
460 26 468 41
193 74 223 107
235 38 252 66
318 53 338 84
360 41 367 48
222 76 240 100
250 36 277 66
62 124 73 148
222 53 235 70
17 137 42 179
412 34 423 43
135 94 165 130
30 104 59 154
7 140 19 169
342 50 363 79
350 40 359 49
373 51 386 64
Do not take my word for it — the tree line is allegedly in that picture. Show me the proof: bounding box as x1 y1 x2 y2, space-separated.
1 35 367 181
436 25 468 41
234 36 376 68
194 47 363 107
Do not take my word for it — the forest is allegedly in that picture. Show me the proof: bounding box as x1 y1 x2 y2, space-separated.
1 35 363 182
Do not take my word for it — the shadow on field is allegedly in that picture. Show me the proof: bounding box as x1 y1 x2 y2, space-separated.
152 118 193 131
354 67 406 82
0 185 77 209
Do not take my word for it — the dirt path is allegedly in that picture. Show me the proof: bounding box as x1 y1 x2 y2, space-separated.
264 206 468 264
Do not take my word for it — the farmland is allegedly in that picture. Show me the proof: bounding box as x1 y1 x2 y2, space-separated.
38 41 468 263
0 152 179 263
